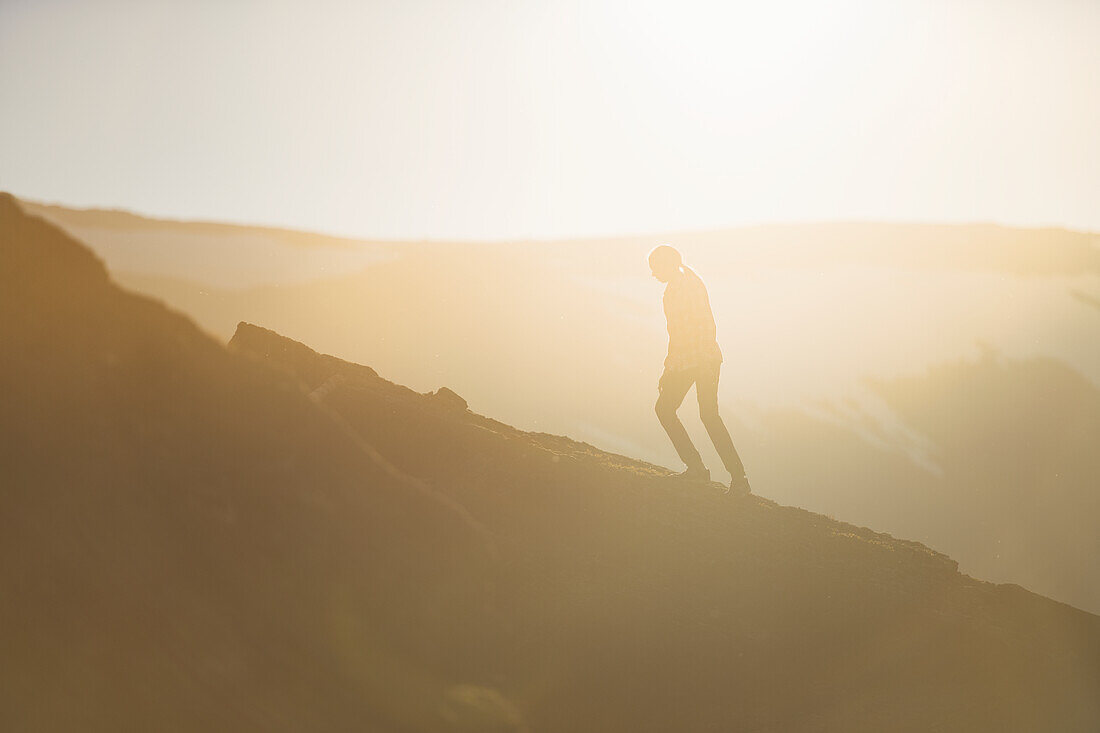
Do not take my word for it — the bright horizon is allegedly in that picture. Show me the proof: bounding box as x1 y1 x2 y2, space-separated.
2 0 1098 241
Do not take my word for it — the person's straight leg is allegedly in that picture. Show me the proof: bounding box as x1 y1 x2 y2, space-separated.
695 363 746 478
655 369 705 470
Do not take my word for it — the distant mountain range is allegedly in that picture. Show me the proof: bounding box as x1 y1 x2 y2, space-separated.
3 193 1099 730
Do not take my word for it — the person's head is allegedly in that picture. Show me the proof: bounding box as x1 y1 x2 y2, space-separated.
648 244 682 283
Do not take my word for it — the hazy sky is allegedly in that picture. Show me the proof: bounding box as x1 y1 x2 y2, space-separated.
1 0 1097 239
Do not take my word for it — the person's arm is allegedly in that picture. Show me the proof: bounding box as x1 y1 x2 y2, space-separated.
663 285 690 373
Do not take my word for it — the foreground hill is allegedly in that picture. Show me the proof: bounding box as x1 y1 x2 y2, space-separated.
2 193 1099 731
1 194 504 731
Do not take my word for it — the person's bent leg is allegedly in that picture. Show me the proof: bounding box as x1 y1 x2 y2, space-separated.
696 363 746 478
655 369 705 470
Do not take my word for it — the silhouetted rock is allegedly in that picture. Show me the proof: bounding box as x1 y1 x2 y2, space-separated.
230 320 379 383
428 386 469 411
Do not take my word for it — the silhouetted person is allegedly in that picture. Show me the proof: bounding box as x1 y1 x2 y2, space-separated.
650 245 750 495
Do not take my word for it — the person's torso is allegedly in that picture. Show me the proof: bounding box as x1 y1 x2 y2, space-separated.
663 269 722 369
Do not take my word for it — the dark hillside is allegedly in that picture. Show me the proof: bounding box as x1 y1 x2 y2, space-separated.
2 192 1098 731
0 193 509 732
231 321 1100 732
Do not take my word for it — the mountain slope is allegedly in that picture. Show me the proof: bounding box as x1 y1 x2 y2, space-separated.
0 193 510 732
229 320 1100 732
2 193 1099 731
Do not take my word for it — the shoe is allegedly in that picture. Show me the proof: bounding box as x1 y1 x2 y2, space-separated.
670 465 710 482
726 474 751 497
